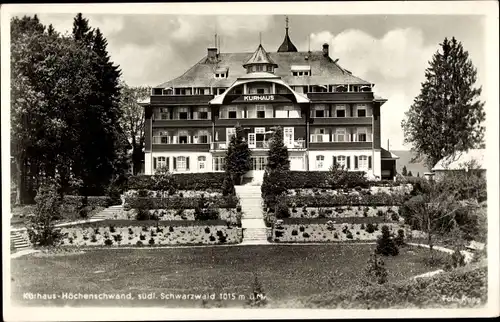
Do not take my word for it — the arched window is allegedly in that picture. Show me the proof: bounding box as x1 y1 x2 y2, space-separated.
316 155 325 169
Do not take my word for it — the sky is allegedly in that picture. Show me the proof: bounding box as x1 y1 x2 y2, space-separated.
14 13 488 150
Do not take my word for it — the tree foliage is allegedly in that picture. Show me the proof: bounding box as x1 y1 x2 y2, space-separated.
119 82 151 175
266 126 290 171
224 123 252 184
401 37 485 169
11 13 127 204
401 165 408 176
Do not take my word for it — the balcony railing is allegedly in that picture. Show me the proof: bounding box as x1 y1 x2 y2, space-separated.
152 136 210 144
310 134 373 143
210 140 305 151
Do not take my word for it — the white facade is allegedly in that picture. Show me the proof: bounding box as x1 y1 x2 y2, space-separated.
307 150 381 178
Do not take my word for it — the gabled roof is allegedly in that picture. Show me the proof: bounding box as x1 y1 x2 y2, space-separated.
277 28 298 52
432 149 486 171
381 148 399 160
156 51 371 89
243 44 277 68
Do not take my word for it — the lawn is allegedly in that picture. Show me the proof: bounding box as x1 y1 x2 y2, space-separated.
11 244 435 308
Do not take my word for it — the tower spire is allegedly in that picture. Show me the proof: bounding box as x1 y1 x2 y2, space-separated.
277 15 298 52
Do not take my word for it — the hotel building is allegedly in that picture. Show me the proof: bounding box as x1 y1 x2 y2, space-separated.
140 22 398 181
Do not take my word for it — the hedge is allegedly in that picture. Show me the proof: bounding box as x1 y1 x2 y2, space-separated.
278 171 368 189
125 195 239 210
285 193 406 207
63 195 112 208
300 265 487 309
127 173 227 191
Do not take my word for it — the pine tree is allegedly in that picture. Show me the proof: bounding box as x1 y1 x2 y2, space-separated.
225 123 252 185
408 171 413 177
401 165 408 176
401 37 485 169
266 126 290 171
72 13 93 46
417 172 420 178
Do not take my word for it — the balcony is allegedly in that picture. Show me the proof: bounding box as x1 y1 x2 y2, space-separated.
215 118 305 127
150 95 213 105
153 119 212 127
307 92 374 103
210 139 306 151
309 141 373 150
310 117 372 125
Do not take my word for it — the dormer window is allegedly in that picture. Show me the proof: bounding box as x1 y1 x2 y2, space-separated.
243 44 278 75
214 67 228 78
291 65 311 77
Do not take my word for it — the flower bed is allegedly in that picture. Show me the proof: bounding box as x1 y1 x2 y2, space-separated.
110 208 240 223
288 205 401 220
57 220 241 246
287 185 412 197
271 222 413 243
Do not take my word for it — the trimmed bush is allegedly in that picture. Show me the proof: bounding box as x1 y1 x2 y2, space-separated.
376 225 399 256
127 173 227 191
303 232 310 238
136 240 143 246
125 195 238 210
291 229 298 236
104 238 113 246
148 238 155 246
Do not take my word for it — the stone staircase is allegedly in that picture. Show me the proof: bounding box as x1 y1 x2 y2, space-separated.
10 230 30 251
91 205 124 220
235 185 269 245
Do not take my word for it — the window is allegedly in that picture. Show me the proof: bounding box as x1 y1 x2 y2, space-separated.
256 65 263 72
257 88 265 94
157 157 167 169
357 128 367 142
316 155 325 169
358 155 368 170
176 156 187 171
251 156 268 171
315 108 325 118
198 107 208 120
228 111 237 119
255 127 265 134
159 108 169 120
298 71 303 76
198 156 206 170
336 128 346 142
178 107 189 120
256 105 266 118
336 105 346 117
292 71 298 76
266 66 273 72
213 156 225 171
357 106 366 117
336 155 346 169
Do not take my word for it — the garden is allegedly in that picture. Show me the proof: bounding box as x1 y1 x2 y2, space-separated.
22 172 244 248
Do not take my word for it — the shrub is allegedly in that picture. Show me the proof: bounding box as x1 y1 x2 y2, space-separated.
209 235 216 242
346 231 353 239
148 238 155 246
299 226 305 232
394 229 405 246
275 231 284 238
126 195 238 210
217 232 227 244
90 234 97 242
376 210 384 217
109 225 116 233
391 212 400 221
334 232 339 239
363 253 388 285
303 232 310 238
169 226 174 232
27 180 63 246
205 227 210 234
291 229 298 236
361 223 365 230
136 240 143 246
127 173 227 191
451 248 466 268
376 226 399 256
128 228 134 235
104 238 113 246
275 195 290 219
139 234 146 241
112 234 122 243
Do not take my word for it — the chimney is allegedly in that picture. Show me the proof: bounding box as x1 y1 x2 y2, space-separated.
207 47 218 63
322 43 329 57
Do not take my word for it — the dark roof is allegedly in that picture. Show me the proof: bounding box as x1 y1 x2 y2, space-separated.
156 49 371 88
243 44 278 68
277 28 298 52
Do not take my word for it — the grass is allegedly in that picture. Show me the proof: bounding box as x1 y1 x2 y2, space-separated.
11 244 434 307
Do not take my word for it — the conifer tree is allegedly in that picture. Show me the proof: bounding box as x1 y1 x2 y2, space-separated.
225 123 252 185
402 37 485 169
401 165 408 176
266 126 290 171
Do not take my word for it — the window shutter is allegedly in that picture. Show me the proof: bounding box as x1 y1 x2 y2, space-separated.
333 156 337 166
368 156 372 169
186 157 190 170
153 157 157 170
355 156 359 169
346 156 350 169
166 157 170 171
173 157 177 171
